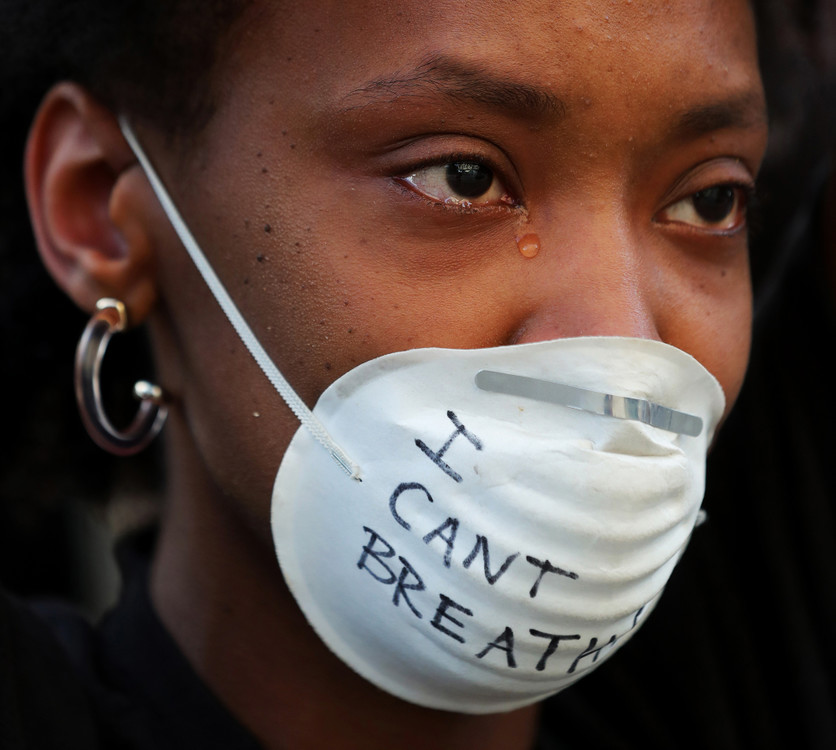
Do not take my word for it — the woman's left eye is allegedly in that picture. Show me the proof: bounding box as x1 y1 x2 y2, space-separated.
657 184 751 232
398 160 517 208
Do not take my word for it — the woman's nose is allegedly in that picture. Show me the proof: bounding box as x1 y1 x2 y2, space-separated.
509 215 663 346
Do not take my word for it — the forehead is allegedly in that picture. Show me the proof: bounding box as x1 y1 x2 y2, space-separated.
204 0 764 167
225 0 760 104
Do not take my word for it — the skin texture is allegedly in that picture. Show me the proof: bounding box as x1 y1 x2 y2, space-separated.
25 0 767 747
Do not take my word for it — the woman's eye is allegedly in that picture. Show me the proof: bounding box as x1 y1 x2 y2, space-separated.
657 184 750 232
399 161 517 208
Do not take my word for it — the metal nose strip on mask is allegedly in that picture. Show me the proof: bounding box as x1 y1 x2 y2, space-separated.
474 370 703 437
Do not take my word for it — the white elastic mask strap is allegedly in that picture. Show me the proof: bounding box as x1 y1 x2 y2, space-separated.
118 117 361 480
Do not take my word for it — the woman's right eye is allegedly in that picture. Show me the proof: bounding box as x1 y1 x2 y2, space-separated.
398 160 518 208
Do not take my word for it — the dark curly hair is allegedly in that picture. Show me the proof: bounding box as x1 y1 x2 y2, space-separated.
2 0 253 132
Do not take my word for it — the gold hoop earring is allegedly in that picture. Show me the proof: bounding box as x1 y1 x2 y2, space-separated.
74 298 167 456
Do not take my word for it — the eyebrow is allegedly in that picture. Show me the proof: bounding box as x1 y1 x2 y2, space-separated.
674 90 767 139
340 55 568 121
338 54 766 143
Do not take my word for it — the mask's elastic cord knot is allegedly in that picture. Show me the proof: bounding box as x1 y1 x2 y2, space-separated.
119 117 362 481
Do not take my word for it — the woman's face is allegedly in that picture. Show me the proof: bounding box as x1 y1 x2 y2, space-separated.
144 0 767 518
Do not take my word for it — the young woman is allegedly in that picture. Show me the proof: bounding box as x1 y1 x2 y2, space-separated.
1 1 767 747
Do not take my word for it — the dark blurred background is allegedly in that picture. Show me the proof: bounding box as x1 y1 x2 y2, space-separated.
1 0 834 745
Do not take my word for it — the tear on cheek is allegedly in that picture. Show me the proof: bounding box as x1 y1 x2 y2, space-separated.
516 233 540 258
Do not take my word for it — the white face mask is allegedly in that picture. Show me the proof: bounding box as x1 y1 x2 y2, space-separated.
272 337 723 713
122 121 725 715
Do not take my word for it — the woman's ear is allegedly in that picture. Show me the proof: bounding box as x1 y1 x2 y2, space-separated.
25 82 157 325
